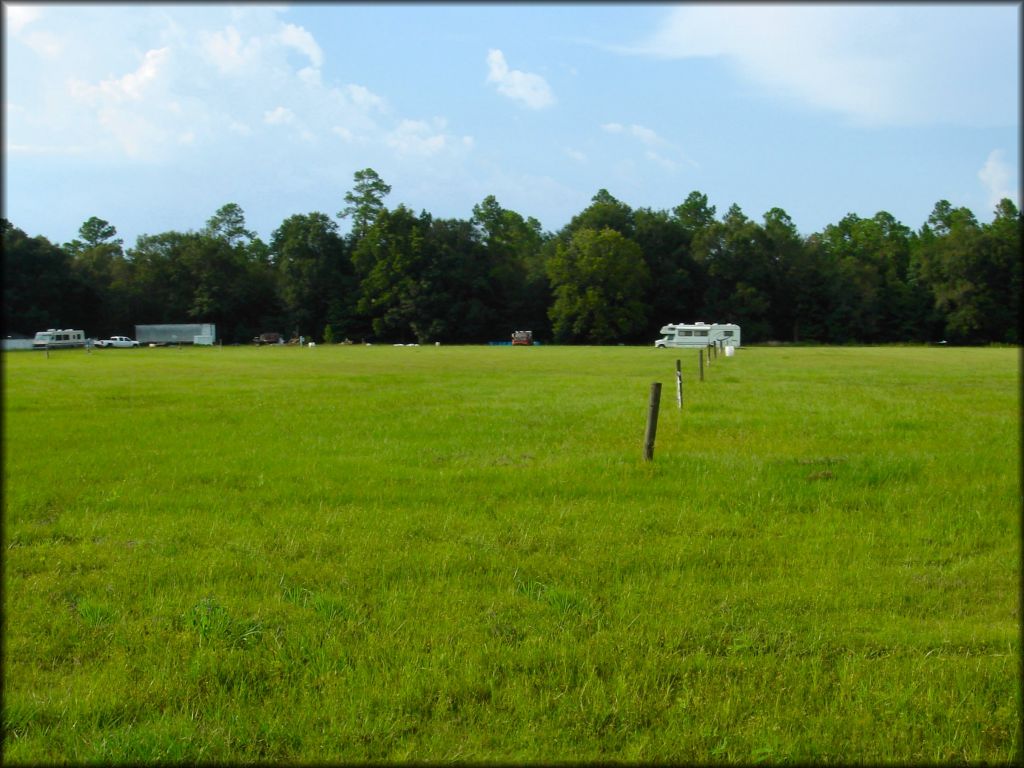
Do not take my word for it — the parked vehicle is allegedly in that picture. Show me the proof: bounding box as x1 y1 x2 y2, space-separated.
95 336 140 348
33 329 86 349
654 322 741 349
253 332 283 345
135 323 216 346
511 330 533 346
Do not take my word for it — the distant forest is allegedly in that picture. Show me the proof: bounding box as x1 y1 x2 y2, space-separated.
3 168 1020 345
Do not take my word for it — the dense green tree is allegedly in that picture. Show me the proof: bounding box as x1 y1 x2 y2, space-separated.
2 182 1018 347
201 204 281 340
352 205 428 342
351 206 497 343
338 168 392 242
3 220 86 334
60 217 132 337
692 204 773 340
755 207 805 342
270 212 352 340
547 227 649 344
913 199 1021 343
673 191 717 232
471 194 549 336
565 189 635 240
983 199 1022 343
204 203 257 247
632 206 698 340
414 214 492 343
64 216 122 255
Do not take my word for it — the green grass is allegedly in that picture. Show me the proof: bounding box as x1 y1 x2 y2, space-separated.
2 344 1020 763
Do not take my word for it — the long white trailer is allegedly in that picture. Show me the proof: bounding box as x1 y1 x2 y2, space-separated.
654 322 740 348
135 323 216 345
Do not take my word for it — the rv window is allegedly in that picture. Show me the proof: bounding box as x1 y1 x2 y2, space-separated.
696 330 708 337
723 330 734 337
680 331 692 337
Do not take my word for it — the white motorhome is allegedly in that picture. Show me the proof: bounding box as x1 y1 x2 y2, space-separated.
33 329 87 349
654 322 741 349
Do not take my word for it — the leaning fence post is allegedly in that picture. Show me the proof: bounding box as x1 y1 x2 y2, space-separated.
675 359 683 409
699 348 704 381
643 382 662 461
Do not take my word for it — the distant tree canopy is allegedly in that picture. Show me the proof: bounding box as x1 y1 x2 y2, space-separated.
3 170 1020 344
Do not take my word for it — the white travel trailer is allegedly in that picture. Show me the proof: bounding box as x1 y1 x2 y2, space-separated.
33 329 87 349
654 322 741 349
135 323 216 346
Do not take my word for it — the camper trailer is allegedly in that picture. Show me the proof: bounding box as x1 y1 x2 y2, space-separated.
654 322 741 349
33 329 86 349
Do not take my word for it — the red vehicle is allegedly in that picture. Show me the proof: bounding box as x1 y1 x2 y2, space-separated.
511 330 533 346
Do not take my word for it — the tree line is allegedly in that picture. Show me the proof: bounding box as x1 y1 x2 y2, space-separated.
3 168 1020 345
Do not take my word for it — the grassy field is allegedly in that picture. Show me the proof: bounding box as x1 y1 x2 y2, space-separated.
2 344 1020 763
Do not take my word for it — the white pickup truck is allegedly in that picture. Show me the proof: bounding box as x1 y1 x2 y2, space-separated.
95 336 140 348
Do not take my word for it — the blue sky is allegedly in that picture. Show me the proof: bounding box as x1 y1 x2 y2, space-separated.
3 2 1020 248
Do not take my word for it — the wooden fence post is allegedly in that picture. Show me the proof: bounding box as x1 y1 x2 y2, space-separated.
699 348 704 381
643 382 662 461
675 359 683 409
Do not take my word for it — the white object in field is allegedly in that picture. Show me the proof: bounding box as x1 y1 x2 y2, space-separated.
725 345 735 357
654 322 741 349
33 329 86 348
308 342 316 347
136 323 216 345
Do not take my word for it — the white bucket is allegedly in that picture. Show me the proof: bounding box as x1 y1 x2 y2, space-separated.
725 345 735 357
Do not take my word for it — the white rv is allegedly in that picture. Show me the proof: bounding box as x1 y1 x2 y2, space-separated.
33 329 87 349
654 322 741 349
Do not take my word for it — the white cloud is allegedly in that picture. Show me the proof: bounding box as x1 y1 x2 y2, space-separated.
69 47 169 104
7 143 87 156
603 122 667 148
343 84 385 112
645 150 676 172
297 66 321 87
4 4 41 34
263 106 295 125
201 25 261 74
95 107 166 159
630 5 1018 127
6 6 466 170
486 49 555 110
22 29 63 58
978 149 1018 209
602 121 695 169
628 124 662 147
565 148 588 163
64 47 176 158
278 23 322 68
385 118 471 158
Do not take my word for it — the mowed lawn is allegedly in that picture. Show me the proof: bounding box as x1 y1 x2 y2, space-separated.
2 344 1019 763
